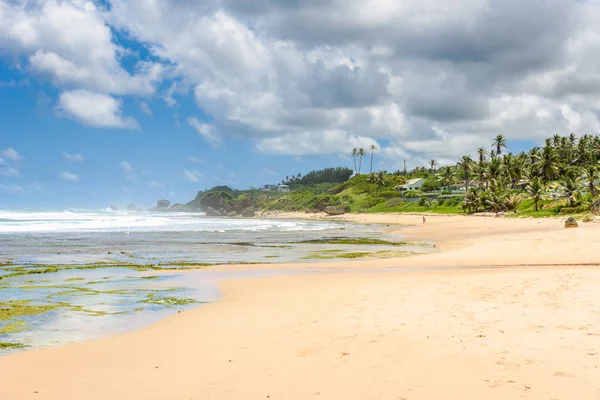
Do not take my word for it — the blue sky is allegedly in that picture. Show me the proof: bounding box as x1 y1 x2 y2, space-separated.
0 0 595 209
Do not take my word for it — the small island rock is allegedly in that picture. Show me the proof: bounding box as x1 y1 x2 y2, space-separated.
156 200 170 209
565 217 578 228
324 206 345 216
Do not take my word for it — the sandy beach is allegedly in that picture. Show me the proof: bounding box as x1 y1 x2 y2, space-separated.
1 213 599 399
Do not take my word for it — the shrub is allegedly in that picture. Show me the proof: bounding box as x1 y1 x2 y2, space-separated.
363 196 385 208
404 190 423 198
385 198 404 208
421 178 441 193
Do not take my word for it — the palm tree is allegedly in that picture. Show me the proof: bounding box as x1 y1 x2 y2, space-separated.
369 145 377 174
492 134 507 156
351 148 358 174
438 166 456 192
457 155 474 193
526 176 544 212
559 175 584 207
477 147 487 164
358 148 366 174
505 194 523 212
582 164 599 198
537 145 559 182
429 159 438 173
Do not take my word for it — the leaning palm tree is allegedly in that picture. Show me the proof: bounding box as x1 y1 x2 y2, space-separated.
358 148 366 174
492 134 507 156
457 155 474 193
369 145 377 174
351 148 358 174
526 176 545 212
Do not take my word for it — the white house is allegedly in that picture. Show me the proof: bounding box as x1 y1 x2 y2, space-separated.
397 178 425 191
277 184 290 192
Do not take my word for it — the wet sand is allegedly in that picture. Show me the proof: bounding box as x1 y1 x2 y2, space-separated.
1 213 599 399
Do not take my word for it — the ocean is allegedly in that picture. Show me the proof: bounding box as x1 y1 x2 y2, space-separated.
0 210 430 354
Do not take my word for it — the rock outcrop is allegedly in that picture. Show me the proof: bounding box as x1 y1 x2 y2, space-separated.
324 206 345 216
108 205 119 211
227 211 238 217
156 200 170 209
583 215 594 223
565 217 578 228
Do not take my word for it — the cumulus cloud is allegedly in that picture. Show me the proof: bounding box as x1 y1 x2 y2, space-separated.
57 90 139 129
120 161 138 182
0 148 23 161
0 0 162 96
62 152 84 162
60 172 79 181
183 169 202 183
187 117 221 146
5 0 600 158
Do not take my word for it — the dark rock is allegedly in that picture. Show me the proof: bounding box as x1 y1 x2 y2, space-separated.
565 217 578 228
204 206 222 217
227 211 238 217
222 203 233 213
108 205 119 211
241 207 255 218
156 200 170 209
324 206 345 216
583 215 594 223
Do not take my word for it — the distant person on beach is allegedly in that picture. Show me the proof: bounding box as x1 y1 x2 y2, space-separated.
423 216 426 224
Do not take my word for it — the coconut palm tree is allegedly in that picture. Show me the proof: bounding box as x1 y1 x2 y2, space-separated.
429 159 438 173
357 148 366 174
526 176 545 212
369 145 377 174
558 174 584 207
457 155 474 193
438 166 457 191
351 148 358 174
492 134 507 156
477 147 487 164
582 164 600 198
537 145 560 182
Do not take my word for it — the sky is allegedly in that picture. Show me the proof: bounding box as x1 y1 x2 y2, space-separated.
1 0 600 209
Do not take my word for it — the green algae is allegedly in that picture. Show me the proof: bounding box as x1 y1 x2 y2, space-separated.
65 277 85 282
297 237 419 246
302 249 416 260
140 275 161 280
0 320 27 334
0 300 62 320
0 342 26 350
142 294 200 306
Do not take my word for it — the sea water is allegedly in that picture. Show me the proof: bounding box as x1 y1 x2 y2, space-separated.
0 210 430 354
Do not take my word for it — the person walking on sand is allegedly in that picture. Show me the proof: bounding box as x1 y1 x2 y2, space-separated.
423 216 426 224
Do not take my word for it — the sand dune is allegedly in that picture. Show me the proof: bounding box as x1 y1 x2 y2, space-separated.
1 214 599 399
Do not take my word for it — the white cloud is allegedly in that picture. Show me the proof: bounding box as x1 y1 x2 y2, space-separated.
60 172 79 181
183 169 202 183
0 148 23 161
57 90 139 129
149 180 164 188
0 184 24 193
140 101 152 116
185 156 205 164
62 152 84 162
256 130 378 156
120 161 138 182
187 117 221 146
0 0 162 96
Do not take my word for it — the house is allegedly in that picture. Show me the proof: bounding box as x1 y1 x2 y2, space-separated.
262 184 278 192
397 178 425 192
277 184 290 192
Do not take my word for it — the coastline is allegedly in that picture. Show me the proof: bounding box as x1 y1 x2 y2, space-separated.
1 213 600 399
